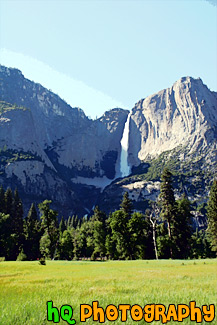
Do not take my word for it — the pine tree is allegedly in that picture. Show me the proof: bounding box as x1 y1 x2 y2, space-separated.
0 212 10 258
4 188 13 216
159 168 177 258
207 179 217 253
120 192 133 219
66 216 72 229
24 203 40 260
74 216 79 228
105 214 117 260
156 222 171 259
59 216 66 234
0 186 5 213
92 206 106 223
12 189 24 259
174 194 193 259
38 200 59 259
105 233 116 260
1 188 14 259
3 188 24 260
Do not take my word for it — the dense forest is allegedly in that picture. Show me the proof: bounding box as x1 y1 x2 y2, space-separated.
0 168 216 262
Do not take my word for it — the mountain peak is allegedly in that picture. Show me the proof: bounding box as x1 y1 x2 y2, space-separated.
173 76 206 90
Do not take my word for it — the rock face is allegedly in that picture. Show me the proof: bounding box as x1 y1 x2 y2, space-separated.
0 66 129 178
0 65 128 215
128 77 217 167
0 65 216 216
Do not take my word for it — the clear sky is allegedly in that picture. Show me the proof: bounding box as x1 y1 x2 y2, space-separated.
0 0 216 119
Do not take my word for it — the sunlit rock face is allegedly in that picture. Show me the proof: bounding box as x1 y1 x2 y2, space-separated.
128 77 217 166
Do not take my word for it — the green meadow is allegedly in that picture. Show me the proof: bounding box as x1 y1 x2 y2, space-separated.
0 259 216 324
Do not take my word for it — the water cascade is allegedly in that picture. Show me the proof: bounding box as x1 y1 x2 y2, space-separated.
120 112 131 177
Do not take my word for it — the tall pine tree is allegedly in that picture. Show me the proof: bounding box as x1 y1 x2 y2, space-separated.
159 168 177 258
38 200 59 259
207 179 217 254
174 194 193 259
24 203 41 260
0 186 5 213
12 189 24 259
120 192 133 219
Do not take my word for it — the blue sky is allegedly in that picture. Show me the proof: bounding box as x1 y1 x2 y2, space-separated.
0 0 216 119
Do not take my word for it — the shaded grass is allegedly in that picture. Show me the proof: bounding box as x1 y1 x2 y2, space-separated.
0 259 216 324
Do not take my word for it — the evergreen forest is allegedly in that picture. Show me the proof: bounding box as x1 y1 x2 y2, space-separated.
0 169 217 262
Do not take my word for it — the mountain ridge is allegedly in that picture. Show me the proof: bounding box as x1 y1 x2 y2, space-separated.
0 65 216 216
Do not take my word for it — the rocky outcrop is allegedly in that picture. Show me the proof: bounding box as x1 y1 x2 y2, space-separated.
97 177 161 214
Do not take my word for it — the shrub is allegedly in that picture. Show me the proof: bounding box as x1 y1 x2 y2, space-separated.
39 257 46 265
16 249 28 261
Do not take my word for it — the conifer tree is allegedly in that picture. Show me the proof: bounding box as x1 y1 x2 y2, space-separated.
0 188 14 259
207 179 217 253
59 216 66 234
174 194 193 258
105 233 116 260
12 189 24 258
92 219 106 260
105 214 117 260
3 188 24 259
66 216 72 229
159 168 177 258
4 188 13 216
24 203 40 260
0 212 10 258
120 191 133 219
92 206 106 223
38 200 59 259
0 186 5 213
74 216 79 228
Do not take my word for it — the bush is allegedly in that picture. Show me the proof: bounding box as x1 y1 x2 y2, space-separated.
39 257 46 265
16 249 27 261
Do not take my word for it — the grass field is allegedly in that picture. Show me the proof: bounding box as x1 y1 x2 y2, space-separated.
0 259 216 324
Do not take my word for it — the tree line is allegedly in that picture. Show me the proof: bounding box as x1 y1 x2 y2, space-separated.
0 168 216 261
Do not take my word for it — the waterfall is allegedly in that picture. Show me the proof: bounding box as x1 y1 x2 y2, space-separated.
120 112 131 177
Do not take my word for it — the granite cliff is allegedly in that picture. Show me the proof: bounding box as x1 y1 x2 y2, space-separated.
0 65 128 215
128 76 217 167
